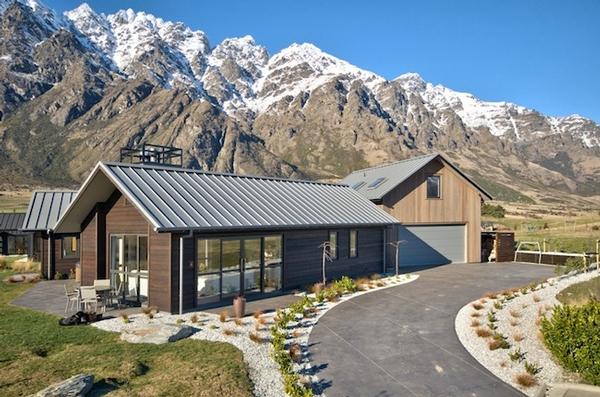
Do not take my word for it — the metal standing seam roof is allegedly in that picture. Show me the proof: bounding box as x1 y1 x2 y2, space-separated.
57 161 400 233
0 212 26 231
21 191 77 231
341 153 493 201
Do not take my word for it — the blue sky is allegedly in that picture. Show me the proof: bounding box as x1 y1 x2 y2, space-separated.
47 0 600 122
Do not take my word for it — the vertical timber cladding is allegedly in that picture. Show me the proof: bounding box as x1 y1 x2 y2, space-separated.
80 209 97 286
101 191 173 312
283 227 384 289
170 233 195 313
381 158 482 263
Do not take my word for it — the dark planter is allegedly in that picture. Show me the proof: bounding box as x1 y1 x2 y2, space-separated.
233 296 246 318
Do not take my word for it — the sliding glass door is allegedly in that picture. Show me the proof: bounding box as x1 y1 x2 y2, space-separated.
196 235 282 305
110 234 148 305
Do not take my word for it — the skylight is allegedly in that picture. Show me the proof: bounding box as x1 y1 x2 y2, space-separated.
368 177 387 189
352 181 366 190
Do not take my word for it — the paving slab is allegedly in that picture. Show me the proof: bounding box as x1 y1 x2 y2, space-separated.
309 262 554 397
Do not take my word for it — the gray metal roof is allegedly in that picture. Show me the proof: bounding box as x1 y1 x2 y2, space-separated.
0 212 25 232
22 191 77 231
56 162 399 233
341 153 493 201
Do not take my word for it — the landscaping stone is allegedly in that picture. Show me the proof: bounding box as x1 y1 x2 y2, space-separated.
120 323 194 344
33 373 94 397
4 273 39 284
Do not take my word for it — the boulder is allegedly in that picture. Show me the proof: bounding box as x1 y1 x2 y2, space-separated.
33 373 94 397
120 324 194 344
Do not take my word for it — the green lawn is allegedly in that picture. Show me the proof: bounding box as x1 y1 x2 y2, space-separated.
0 271 254 396
556 276 600 307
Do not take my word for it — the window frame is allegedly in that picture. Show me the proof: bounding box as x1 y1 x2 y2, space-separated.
328 231 338 260
349 229 358 258
426 174 442 199
61 235 80 259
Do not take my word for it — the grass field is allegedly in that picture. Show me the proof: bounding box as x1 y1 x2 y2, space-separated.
485 213 600 253
0 191 32 213
556 276 600 306
0 271 254 397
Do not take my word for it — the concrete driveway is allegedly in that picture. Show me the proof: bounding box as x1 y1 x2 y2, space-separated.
308 262 554 397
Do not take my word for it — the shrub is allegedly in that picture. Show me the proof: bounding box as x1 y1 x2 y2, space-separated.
482 203 506 218
234 318 243 326
223 328 236 336
509 348 526 362
120 313 129 324
514 373 537 388
541 301 600 385
289 342 302 362
494 301 503 310
555 257 587 275
253 310 264 319
333 276 357 294
471 311 481 318
487 311 497 323
532 294 541 303
524 361 541 375
489 332 510 350
219 310 228 323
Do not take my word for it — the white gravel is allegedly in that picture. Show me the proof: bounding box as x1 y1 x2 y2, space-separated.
92 273 419 397
455 268 599 396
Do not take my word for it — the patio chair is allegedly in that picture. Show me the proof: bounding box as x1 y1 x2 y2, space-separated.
64 283 79 313
80 286 105 313
93 279 111 307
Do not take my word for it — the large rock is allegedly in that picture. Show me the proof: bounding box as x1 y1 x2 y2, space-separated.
33 374 94 397
120 324 194 344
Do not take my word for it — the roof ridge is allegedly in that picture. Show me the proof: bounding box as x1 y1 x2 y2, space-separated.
101 161 347 187
348 153 439 175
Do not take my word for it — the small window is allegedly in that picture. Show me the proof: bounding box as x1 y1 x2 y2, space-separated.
328 231 338 260
427 175 441 198
368 177 387 189
62 236 79 258
352 181 366 190
349 230 358 258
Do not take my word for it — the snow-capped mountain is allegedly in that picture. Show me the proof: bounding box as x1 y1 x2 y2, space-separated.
0 0 598 205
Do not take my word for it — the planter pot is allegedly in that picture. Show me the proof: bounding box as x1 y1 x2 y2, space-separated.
313 282 325 295
233 296 246 318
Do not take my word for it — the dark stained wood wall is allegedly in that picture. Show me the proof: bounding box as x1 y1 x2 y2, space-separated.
170 234 195 312
149 229 172 312
283 227 384 290
40 233 80 279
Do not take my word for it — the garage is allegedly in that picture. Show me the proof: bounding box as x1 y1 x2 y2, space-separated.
397 224 466 266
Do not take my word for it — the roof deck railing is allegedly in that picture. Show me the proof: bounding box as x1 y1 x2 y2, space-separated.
119 143 183 167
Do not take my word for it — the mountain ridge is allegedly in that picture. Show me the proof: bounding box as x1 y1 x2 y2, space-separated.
0 0 598 209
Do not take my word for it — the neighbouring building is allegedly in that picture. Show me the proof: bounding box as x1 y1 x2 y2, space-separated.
342 153 493 267
0 212 30 256
53 161 398 313
21 191 79 279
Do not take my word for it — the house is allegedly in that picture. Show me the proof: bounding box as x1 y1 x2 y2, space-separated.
0 212 30 256
53 161 398 313
342 153 492 267
21 191 78 279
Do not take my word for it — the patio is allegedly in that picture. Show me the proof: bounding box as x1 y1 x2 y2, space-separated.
10 279 302 318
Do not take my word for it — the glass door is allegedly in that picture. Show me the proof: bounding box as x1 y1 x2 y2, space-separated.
110 235 148 305
243 238 262 294
221 239 241 297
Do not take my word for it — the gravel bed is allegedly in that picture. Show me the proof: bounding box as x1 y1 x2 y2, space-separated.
92 273 419 397
455 269 599 396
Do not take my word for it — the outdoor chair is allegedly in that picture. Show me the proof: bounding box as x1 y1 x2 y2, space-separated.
80 286 105 313
93 279 111 307
64 283 79 313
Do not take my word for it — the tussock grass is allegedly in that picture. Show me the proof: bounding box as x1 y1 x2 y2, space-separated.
514 373 537 387
472 302 484 310
476 328 492 338
509 309 521 318
510 319 520 327
219 310 228 323
533 294 541 303
471 311 481 318
470 319 481 327
513 333 525 342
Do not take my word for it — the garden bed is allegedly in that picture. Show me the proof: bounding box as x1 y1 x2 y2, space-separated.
455 270 599 396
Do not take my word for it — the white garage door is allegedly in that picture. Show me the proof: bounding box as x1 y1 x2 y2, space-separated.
397 224 466 266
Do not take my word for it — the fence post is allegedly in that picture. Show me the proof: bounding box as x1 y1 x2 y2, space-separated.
583 253 587 273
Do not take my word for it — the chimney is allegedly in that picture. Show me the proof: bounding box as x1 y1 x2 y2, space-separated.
119 143 183 167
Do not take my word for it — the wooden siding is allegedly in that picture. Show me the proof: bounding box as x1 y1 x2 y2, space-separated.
148 228 172 312
80 211 97 286
380 158 482 263
170 234 195 312
283 227 384 289
39 232 80 279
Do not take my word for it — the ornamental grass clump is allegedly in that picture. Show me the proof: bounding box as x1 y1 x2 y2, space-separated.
472 302 484 310
488 332 510 350
509 348 526 363
514 373 537 388
219 310 228 323
476 328 492 338
524 361 542 376
541 301 600 385
333 276 357 294
120 313 130 324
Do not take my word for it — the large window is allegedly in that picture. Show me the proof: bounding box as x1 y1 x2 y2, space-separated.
197 239 221 303
427 175 441 199
196 235 283 303
62 236 79 258
110 234 148 304
263 236 282 292
349 230 358 258
328 231 338 259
